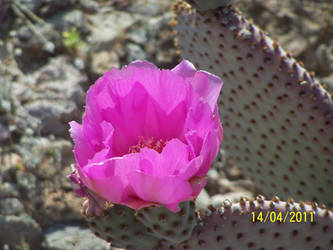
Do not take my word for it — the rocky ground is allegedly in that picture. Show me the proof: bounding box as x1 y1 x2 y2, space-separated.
0 0 332 249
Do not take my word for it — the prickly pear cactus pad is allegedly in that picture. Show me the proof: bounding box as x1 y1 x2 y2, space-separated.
163 196 333 250
173 1 333 206
85 204 161 249
136 201 197 246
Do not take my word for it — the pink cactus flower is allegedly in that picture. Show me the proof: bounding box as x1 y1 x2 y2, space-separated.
69 60 223 212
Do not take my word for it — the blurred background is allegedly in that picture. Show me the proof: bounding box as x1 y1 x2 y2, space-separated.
0 0 332 249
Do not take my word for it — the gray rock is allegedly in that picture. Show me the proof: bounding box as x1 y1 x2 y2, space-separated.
16 106 41 133
126 0 171 17
196 188 210 210
0 198 25 215
18 0 42 13
207 169 220 181
217 178 234 193
32 56 85 106
24 99 77 135
48 9 88 34
126 43 148 62
218 178 256 194
51 139 74 167
43 224 111 250
0 153 23 183
0 182 19 198
127 28 148 44
321 74 333 92
223 165 244 180
73 57 85 70
0 122 10 141
88 10 141 50
314 44 333 75
16 136 71 174
0 214 43 249
79 0 99 13
233 179 256 193
15 24 61 52
90 50 120 76
145 12 179 68
146 12 173 36
16 171 37 200
15 56 86 136
38 0 76 17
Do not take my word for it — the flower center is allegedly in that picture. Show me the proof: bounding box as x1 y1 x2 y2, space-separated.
128 137 167 154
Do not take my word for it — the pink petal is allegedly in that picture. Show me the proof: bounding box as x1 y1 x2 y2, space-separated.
123 199 157 211
160 139 190 176
103 82 150 156
135 139 191 178
70 121 95 167
79 154 140 203
129 171 193 210
100 120 115 148
128 66 190 115
100 81 187 156
172 59 223 111
87 147 111 165
191 71 223 111
195 128 222 177
79 164 124 203
70 118 115 167
171 59 197 79
165 203 182 212
118 182 159 210
128 60 159 70
184 130 203 158
86 75 116 115
178 156 203 180
136 148 161 176
143 99 187 141
185 100 216 143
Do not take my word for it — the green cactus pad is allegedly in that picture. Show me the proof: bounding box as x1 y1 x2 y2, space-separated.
174 2 333 206
163 196 333 250
136 201 197 246
85 204 161 249
184 0 231 11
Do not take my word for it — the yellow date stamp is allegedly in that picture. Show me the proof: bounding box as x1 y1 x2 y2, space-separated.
251 211 314 223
